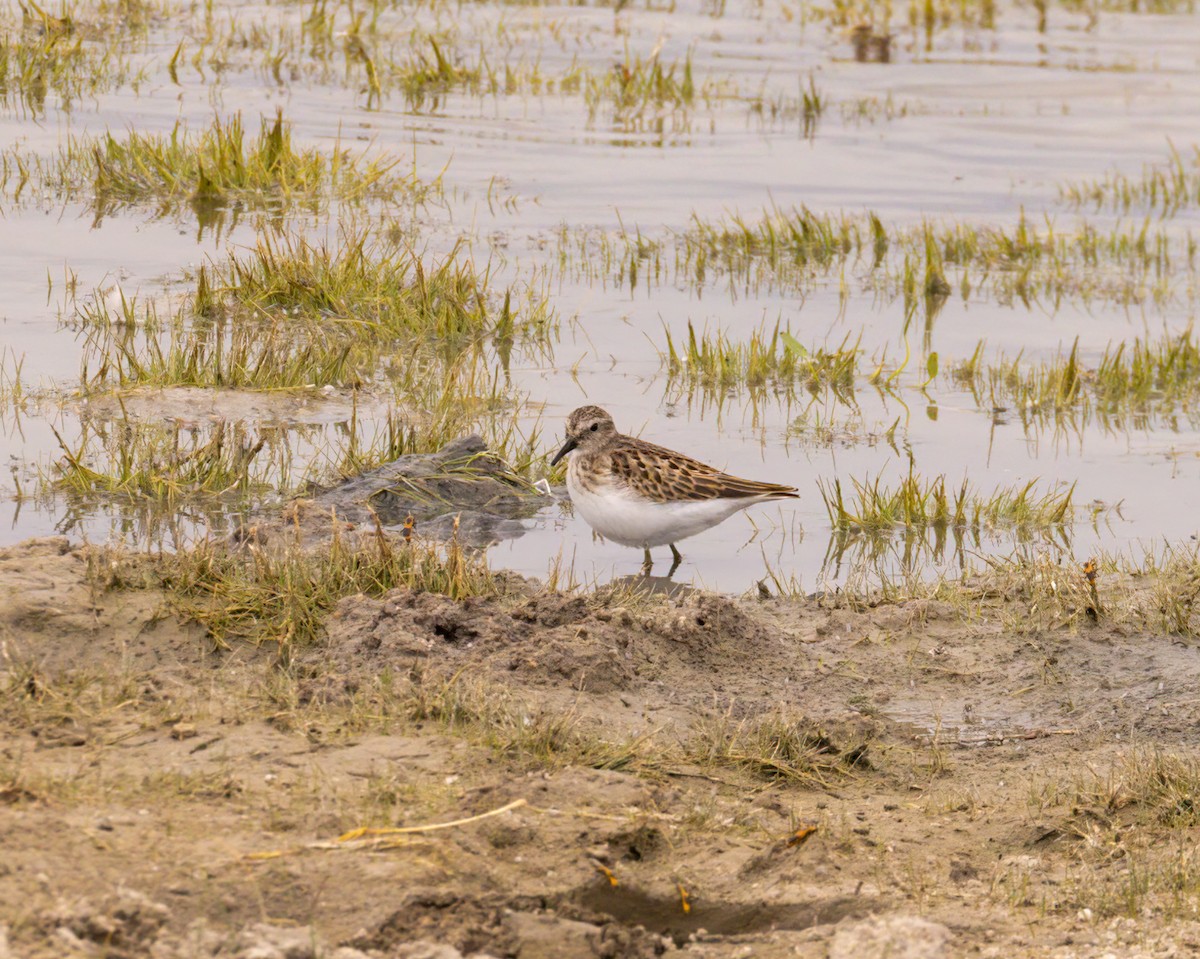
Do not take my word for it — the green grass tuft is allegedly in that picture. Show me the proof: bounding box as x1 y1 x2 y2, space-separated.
1 112 428 219
158 523 504 651
663 321 860 405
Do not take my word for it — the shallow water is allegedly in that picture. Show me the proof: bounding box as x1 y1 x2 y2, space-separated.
1 0 1199 591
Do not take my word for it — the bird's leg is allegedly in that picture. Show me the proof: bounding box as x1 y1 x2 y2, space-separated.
641 548 654 575
667 543 683 577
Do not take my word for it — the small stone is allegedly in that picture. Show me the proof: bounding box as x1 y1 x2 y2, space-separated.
170 723 198 740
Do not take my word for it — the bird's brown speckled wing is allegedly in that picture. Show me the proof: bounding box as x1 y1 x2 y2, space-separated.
609 439 799 503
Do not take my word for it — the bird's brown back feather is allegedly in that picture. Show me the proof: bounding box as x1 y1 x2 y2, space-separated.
609 438 799 503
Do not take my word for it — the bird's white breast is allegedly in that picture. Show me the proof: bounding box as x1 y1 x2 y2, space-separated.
566 464 760 548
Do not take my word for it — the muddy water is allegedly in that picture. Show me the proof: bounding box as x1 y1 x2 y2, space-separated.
1 0 1199 591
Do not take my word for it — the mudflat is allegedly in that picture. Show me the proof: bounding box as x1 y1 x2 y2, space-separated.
4 536 1200 958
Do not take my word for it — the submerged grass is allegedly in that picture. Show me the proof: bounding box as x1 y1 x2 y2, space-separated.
820 467 1080 536
46 226 554 515
48 414 292 505
678 205 1190 307
1060 144 1200 218
812 469 1114 593
584 49 712 131
663 322 860 405
43 384 548 539
173 4 748 126
0 0 148 115
952 327 1200 427
374 36 585 110
0 112 428 219
78 227 553 393
0 346 27 414
807 0 1194 41
562 199 1196 309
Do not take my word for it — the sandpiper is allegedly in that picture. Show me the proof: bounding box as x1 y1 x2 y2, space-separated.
550 405 799 574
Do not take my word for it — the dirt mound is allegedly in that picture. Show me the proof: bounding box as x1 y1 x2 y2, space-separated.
316 584 798 715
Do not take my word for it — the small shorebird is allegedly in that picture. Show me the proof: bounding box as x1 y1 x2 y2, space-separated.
550 405 799 574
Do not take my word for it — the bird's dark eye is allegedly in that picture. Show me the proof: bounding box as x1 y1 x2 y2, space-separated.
590 423 598 432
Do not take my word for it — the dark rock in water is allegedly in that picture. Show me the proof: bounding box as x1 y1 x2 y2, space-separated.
306 436 549 548
233 436 552 551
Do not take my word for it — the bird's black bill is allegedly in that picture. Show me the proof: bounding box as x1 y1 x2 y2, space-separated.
550 437 578 466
